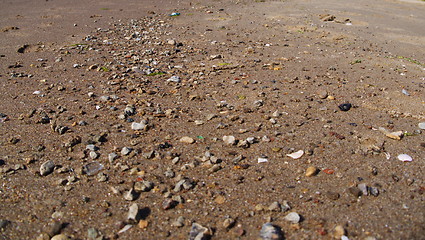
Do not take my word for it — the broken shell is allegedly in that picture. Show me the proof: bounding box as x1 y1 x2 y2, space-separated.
397 154 412 162
286 150 304 159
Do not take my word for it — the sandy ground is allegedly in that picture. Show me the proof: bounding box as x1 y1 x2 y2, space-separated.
0 0 424 240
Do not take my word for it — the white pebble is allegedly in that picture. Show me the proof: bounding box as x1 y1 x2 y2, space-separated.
397 154 412 162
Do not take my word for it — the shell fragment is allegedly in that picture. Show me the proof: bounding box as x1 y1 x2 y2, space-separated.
286 150 304 159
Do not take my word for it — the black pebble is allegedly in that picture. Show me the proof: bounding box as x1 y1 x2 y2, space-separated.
338 103 352 111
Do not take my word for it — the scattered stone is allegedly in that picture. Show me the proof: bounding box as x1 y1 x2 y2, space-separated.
305 166 318 177
348 187 362 197
124 188 139 201
333 225 346 239
419 122 425 130
138 220 149 229
171 216 185 227
325 191 340 200
127 203 139 222
87 227 99 239
121 147 132 156
180 136 195 144
223 218 235 229
259 222 284 240
50 234 70 240
284 212 301 224
108 153 118 163
268 202 281 212
89 151 99 159
369 187 379 197
97 172 108 182
397 154 413 162
167 76 181 83
0 219 10 229
162 198 178 210
40 160 55 176
83 162 104 176
286 150 304 159
338 103 352 111
223 135 236 145
358 183 368 196
317 89 328 99
134 181 154 192
131 122 147 130
188 223 211 240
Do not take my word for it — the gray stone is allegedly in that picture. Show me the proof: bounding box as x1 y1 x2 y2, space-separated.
131 122 146 130
87 227 99 239
188 223 210 240
259 223 283 240
40 160 55 176
171 216 185 227
223 135 236 145
127 203 139 221
121 147 132 156
358 183 368 196
108 153 118 163
124 188 139 201
284 212 301 223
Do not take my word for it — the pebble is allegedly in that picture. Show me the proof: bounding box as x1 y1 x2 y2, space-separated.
268 202 281 212
223 135 236 145
108 153 118 163
369 187 379 197
180 136 195 144
259 222 284 240
138 220 149 229
338 103 352 111
124 188 139 201
83 162 104 176
97 172 108 182
223 218 235 229
397 154 413 162
87 227 99 239
348 187 362 197
305 166 318 177
171 216 185 227
134 181 154 192
188 223 210 240
284 212 301 223
127 203 139 222
89 151 99 159
131 122 146 130
325 191 340 200
162 198 178 210
0 219 10 229
317 89 328 99
121 147 132 156
40 160 55 176
419 122 425 130
167 75 181 83
50 234 70 240
286 150 304 159
333 225 346 238
358 183 368 196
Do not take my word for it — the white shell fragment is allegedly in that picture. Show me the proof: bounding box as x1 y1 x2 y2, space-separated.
397 154 413 162
258 158 268 163
419 122 425 130
286 150 304 159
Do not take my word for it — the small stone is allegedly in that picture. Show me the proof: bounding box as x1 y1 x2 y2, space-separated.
134 181 154 192
162 198 178 210
171 216 185 227
50 234 70 240
167 76 181 83
223 135 236 145
188 223 210 240
214 195 226 204
325 191 340 200
223 218 235 229
284 212 301 224
333 225 346 238
36 233 50 240
317 89 328 99
89 151 99 159
127 203 139 222
369 187 379 197
40 160 55 176
180 136 195 144
338 103 352 111
97 172 108 182
138 220 149 229
419 122 425 130
121 147 132 156
305 166 318 177
48 221 63 236
108 153 118 163
0 219 10 229
124 188 139 201
167 39 176 45
358 183 368 196
268 202 281 212
83 162 104 176
259 222 284 240
131 122 146 130
348 187 362 197
397 154 413 162
87 228 99 239
286 150 304 159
